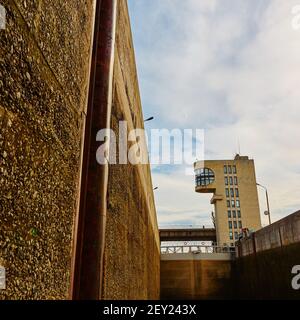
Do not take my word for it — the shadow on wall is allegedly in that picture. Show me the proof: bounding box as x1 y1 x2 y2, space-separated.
234 210 300 299
161 258 235 300
234 242 300 299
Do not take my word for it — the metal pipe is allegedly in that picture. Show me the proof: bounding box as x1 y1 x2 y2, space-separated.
71 0 117 300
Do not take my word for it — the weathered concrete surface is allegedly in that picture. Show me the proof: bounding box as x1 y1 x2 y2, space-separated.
0 0 94 299
234 243 300 299
235 210 300 299
161 256 234 300
102 0 160 300
0 0 159 300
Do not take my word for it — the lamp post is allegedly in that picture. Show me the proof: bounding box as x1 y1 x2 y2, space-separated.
144 116 154 122
256 183 271 225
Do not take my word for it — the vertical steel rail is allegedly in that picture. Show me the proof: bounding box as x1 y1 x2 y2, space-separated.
71 0 117 300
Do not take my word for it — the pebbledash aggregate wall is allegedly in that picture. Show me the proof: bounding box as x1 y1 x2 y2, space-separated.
102 0 160 300
0 0 160 300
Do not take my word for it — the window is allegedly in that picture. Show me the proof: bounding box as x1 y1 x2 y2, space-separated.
236 200 240 208
229 232 233 240
233 221 237 229
224 165 227 174
234 232 238 240
225 188 229 197
195 168 215 186
230 188 234 197
228 221 232 229
232 210 236 218
225 177 228 185
229 177 233 185
234 176 238 185
228 165 232 174
227 200 230 208
233 165 237 174
235 188 239 197
231 200 235 207
237 210 241 218
228 210 231 218
238 221 242 229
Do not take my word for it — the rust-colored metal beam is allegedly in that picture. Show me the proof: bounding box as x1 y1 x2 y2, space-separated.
159 228 216 242
71 0 117 300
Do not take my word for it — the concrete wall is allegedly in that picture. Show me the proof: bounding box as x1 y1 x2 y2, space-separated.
234 243 300 299
161 254 234 300
0 0 160 300
102 0 160 300
235 211 300 299
0 0 94 299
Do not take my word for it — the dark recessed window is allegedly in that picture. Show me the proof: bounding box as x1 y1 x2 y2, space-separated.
228 165 232 174
229 177 233 185
225 177 228 185
238 221 242 228
237 210 241 218
235 188 239 197
228 210 231 218
225 188 229 197
234 176 238 185
234 232 238 240
229 232 233 240
230 188 234 197
227 200 230 208
233 165 237 174
232 210 236 218
233 221 237 229
195 168 215 186
236 200 240 208
231 200 235 207
228 221 232 229
224 165 227 174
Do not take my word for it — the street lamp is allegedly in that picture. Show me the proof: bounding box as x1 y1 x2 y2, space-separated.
153 187 158 191
257 183 271 225
144 116 154 122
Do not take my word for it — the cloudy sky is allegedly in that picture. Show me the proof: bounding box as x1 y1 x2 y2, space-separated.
128 0 300 227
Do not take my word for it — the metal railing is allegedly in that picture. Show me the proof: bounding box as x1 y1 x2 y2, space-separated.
161 245 236 255
159 224 215 229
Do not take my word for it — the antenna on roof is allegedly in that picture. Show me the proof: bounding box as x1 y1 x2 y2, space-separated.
234 138 241 159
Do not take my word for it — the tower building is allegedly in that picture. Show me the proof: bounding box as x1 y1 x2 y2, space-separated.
194 155 262 246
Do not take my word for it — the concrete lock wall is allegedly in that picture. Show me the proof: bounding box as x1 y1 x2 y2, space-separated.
102 0 160 300
0 0 160 300
235 211 300 299
160 254 234 300
0 0 94 299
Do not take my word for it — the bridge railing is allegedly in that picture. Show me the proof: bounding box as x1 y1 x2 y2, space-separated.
160 245 236 254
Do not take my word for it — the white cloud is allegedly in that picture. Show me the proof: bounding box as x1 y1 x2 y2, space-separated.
129 0 300 225
152 168 214 227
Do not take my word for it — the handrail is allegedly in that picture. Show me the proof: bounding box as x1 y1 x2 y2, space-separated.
161 245 236 254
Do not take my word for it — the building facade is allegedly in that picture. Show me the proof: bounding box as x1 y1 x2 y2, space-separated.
194 155 262 246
